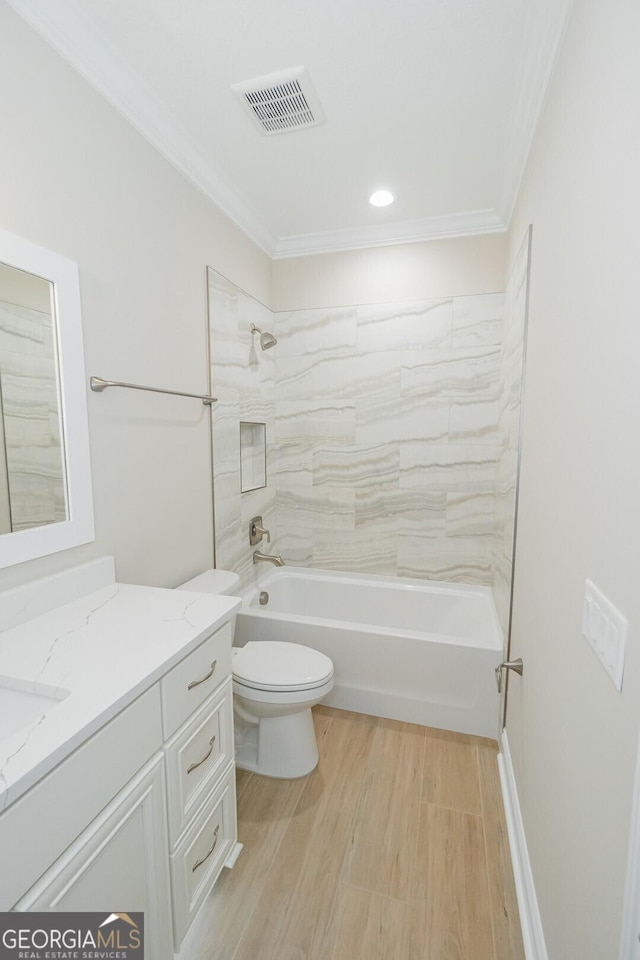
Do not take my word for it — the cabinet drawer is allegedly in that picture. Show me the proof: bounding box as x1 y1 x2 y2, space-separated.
170 766 237 948
161 621 232 737
165 678 234 845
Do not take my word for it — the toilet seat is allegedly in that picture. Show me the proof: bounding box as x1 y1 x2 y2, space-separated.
232 641 333 693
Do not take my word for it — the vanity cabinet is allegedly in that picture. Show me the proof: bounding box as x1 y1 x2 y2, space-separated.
2 614 238 958
14 756 173 959
160 621 237 948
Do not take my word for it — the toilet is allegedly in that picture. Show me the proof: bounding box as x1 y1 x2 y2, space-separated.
177 568 334 779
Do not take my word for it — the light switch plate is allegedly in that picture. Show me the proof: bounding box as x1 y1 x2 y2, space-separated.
582 579 628 691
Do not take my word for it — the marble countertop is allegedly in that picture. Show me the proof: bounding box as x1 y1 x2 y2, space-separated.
0 581 240 813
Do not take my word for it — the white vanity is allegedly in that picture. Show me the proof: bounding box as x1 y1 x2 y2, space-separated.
0 557 241 959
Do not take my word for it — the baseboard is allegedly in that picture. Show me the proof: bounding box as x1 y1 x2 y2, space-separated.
498 730 548 960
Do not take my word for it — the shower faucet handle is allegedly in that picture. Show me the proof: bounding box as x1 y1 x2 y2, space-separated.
249 516 270 545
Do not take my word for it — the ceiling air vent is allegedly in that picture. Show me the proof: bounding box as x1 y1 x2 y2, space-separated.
231 67 325 136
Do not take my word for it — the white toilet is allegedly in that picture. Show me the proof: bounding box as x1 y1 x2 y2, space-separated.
177 568 334 779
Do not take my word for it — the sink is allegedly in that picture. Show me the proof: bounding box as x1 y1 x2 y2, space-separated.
0 677 69 743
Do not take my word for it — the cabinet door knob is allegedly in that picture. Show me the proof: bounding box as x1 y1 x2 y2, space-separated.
192 825 220 872
187 659 217 690
186 736 216 774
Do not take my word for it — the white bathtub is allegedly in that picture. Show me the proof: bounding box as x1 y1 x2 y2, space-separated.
234 567 504 739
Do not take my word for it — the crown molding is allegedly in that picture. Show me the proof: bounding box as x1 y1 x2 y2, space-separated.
272 209 507 259
496 0 576 224
6 0 279 257
8 0 565 261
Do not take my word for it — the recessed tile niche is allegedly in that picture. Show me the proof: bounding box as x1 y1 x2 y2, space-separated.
240 421 266 492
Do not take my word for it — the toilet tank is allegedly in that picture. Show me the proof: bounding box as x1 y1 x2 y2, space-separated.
177 568 241 596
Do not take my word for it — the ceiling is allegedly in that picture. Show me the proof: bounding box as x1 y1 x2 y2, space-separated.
9 0 573 258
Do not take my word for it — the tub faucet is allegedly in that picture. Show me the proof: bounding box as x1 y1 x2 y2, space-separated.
253 550 285 567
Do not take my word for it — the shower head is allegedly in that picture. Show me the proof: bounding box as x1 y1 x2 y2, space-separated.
250 323 277 350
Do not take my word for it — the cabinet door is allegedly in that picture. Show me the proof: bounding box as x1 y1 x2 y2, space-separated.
15 755 173 960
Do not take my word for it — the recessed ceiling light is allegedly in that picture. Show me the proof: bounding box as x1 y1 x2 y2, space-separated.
369 189 394 207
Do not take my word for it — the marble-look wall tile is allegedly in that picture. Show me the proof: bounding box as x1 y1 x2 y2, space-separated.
400 346 501 399
399 443 499 492
445 491 496 537
276 530 314 567
449 398 500 443
276 485 356 532
357 300 453 351
209 269 277 587
238 397 275 427
272 292 505 586
356 397 449 445
356 488 447 535
275 441 315 487
210 274 509 594
452 293 504 347
313 443 399 489
398 536 493 584
276 349 399 401
275 400 356 442
275 306 357 356
313 532 398 576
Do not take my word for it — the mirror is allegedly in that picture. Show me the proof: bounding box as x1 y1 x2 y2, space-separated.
0 227 94 568
0 263 66 533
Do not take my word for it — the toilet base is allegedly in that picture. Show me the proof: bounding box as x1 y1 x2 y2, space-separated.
234 707 319 779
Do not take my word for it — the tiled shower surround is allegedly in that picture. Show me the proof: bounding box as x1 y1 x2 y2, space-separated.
208 257 527 634
208 271 277 586
273 294 505 582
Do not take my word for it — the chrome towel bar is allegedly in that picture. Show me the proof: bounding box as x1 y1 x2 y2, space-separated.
90 376 217 405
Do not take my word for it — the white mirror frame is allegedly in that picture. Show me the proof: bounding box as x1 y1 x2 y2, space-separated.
0 227 94 568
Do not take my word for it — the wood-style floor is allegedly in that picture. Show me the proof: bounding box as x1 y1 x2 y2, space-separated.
178 706 524 960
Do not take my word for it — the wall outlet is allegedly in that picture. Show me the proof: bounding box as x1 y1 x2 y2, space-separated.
582 579 628 691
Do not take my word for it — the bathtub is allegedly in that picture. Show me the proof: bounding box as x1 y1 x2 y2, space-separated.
234 567 504 739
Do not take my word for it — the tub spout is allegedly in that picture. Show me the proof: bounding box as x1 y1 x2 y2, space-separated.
253 550 285 567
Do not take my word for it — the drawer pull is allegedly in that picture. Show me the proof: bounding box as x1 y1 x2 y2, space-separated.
187 659 217 690
192 825 220 872
187 736 216 774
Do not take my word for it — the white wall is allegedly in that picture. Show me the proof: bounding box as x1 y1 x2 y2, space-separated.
273 234 507 310
0 2 272 589
506 1 640 956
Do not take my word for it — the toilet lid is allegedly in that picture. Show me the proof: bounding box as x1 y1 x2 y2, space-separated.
232 641 333 692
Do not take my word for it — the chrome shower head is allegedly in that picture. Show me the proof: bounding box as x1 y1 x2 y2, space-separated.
250 324 277 350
